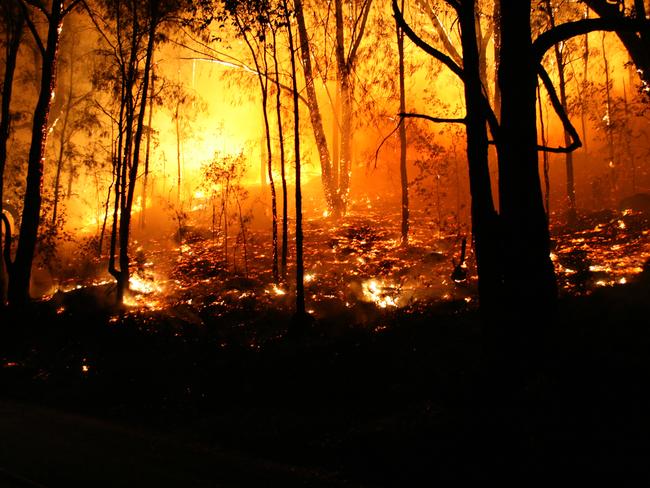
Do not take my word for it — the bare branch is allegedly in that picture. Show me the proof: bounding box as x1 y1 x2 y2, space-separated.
82 0 119 59
19 0 49 19
533 17 650 63
536 65 582 154
446 0 460 11
93 99 119 126
62 0 82 17
347 0 373 67
372 119 402 169
19 1 46 56
1 211 13 270
413 0 462 65
400 112 466 124
392 0 463 80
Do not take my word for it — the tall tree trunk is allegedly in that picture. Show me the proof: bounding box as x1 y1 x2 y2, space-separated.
396 0 409 245
332 88 340 192
338 77 352 214
492 0 501 117
116 15 157 303
458 0 502 320
294 0 339 216
234 13 279 282
581 6 589 153
8 0 64 306
335 0 350 214
538 82 551 215
0 5 24 305
272 28 288 278
583 0 650 93
140 60 154 228
286 3 306 323
622 83 636 194
263 88 280 283
545 0 576 223
175 101 182 202
52 40 76 225
602 32 617 204
498 0 557 322
109 5 139 305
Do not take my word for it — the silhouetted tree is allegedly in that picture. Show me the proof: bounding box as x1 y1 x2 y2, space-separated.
283 0 307 326
0 0 24 305
88 0 187 304
583 0 650 96
6 0 81 306
294 0 339 215
395 0 409 245
223 0 280 283
395 0 649 337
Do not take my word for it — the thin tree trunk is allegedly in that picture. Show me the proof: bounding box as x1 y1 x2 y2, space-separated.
396 0 409 246
602 32 616 203
492 0 501 118
545 0 576 223
285 1 306 323
235 192 249 277
233 12 279 282
622 83 636 194
222 185 228 266
109 5 139 304
334 0 355 215
9 0 64 306
272 28 288 278
0 6 23 304
140 59 154 228
332 88 340 192
98 151 116 257
581 6 589 153
538 82 550 215
175 101 181 202
52 40 76 225
116 13 157 303
294 0 338 215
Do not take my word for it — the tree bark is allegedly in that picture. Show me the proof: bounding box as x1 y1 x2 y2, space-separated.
140 58 154 228
117 12 157 303
396 0 409 245
272 28 288 278
52 38 76 225
334 0 350 214
8 0 64 306
544 0 576 223
498 0 557 323
457 0 502 320
294 0 338 215
286 2 306 323
583 0 650 92
0 4 24 305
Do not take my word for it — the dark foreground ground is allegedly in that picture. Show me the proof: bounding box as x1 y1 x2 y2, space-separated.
1 262 650 486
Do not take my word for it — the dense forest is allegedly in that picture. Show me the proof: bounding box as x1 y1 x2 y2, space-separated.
0 0 649 485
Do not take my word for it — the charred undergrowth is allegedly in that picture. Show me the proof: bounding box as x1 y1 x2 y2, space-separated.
1 259 650 484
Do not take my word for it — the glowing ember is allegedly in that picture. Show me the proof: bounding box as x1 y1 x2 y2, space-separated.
362 279 399 308
271 285 286 296
129 275 161 295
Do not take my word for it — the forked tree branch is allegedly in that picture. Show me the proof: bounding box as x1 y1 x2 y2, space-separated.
392 0 463 79
536 65 582 153
533 17 650 63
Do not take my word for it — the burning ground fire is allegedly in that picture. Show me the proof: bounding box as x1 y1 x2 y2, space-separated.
49 197 649 339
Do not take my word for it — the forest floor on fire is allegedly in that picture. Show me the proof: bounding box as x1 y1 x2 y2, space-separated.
1 204 650 485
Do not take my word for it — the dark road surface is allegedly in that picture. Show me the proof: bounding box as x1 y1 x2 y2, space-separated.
0 401 355 488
